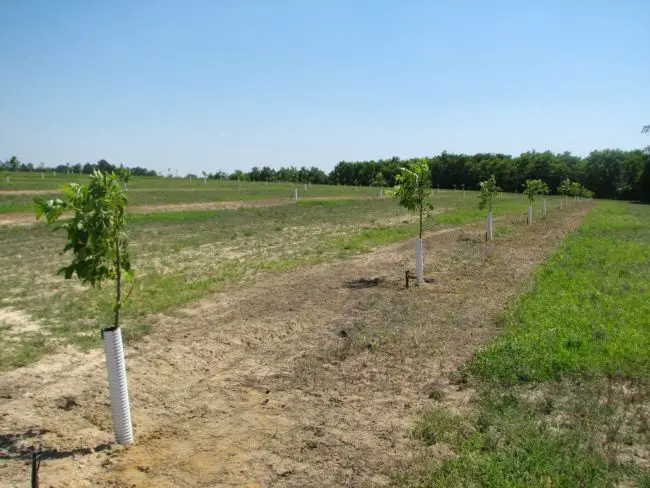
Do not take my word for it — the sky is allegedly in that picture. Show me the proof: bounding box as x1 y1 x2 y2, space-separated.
1 0 649 175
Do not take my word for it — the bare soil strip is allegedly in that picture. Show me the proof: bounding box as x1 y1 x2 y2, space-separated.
0 196 376 226
0 206 590 487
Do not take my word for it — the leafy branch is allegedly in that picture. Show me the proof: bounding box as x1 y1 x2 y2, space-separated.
390 158 433 239
523 179 549 204
478 175 501 213
34 170 134 328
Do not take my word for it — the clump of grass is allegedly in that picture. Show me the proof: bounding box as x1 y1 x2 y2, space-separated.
0 334 57 370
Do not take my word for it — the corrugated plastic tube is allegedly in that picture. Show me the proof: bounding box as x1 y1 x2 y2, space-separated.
487 212 493 240
102 327 134 445
415 239 424 285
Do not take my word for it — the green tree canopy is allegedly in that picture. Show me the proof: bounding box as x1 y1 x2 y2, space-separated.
35 170 133 327
391 158 432 239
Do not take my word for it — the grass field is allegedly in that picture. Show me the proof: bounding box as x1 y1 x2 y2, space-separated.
0 172 381 213
403 201 650 487
1 176 613 487
1 187 547 370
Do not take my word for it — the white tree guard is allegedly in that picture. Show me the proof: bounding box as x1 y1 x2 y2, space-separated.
528 206 533 225
379 187 384 198
487 212 493 240
294 189 298 201
102 327 133 445
543 199 547 218
415 239 424 285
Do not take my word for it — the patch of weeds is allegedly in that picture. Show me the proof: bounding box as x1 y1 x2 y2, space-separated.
413 410 465 446
493 224 515 237
0 333 57 370
427 386 446 401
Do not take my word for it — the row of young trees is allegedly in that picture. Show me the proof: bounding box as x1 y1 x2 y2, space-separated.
332 149 650 200
392 159 594 285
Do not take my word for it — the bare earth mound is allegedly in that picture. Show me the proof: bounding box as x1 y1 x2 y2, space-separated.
0 206 590 487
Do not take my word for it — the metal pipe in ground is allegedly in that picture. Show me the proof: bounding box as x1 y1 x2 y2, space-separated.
102 327 133 445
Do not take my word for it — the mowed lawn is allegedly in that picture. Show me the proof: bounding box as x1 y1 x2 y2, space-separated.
402 201 650 487
1 190 542 370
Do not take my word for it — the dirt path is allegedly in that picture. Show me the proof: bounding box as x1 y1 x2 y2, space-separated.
0 206 591 487
0 196 376 226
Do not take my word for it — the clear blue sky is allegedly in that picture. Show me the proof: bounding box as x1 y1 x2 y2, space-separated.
1 0 649 175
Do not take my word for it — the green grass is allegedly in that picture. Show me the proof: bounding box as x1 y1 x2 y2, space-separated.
471 201 650 385
402 201 650 487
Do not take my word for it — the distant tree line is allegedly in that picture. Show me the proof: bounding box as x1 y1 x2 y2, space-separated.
330 149 650 200
1 157 157 177
212 165 329 184
5 137 650 200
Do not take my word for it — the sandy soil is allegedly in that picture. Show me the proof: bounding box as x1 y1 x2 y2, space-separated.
0 206 591 487
0 196 377 226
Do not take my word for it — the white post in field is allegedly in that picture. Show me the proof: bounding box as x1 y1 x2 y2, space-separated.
543 199 547 218
304 183 307 191
41 172 44 180
487 212 493 240
415 239 424 285
294 188 298 201
379 187 384 198
528 205 533 225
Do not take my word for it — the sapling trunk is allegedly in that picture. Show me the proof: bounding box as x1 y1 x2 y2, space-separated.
115 239 121 328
